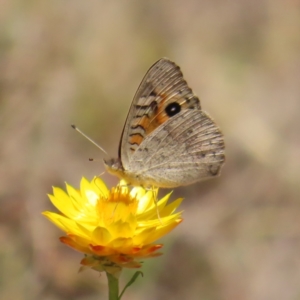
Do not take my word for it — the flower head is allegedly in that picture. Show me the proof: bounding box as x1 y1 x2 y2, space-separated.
43 177 183 276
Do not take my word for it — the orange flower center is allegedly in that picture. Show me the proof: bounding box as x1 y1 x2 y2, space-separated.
95 186 139 225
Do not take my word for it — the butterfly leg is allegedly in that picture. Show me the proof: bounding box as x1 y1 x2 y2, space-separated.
146 186 163 225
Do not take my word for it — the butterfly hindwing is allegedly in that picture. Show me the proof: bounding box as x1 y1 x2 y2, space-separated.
126 109 225 187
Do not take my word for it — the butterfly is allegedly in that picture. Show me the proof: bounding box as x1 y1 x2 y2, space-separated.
104 58 225 188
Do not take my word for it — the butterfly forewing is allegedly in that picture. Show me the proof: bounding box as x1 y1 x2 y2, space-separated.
120 58 200 169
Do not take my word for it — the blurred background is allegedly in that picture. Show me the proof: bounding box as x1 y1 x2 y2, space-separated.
1 1 300 299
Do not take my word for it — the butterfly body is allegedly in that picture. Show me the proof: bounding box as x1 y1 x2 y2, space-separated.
104 58 225 188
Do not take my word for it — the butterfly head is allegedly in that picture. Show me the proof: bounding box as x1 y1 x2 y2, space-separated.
103 158 125 178
104 158 123 170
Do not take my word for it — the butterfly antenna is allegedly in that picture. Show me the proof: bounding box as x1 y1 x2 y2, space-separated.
71 124 108 155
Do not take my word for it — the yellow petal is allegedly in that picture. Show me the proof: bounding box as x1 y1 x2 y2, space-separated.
92 226 112 245
160 197 183 217
108 220 135 239
144 219 182 244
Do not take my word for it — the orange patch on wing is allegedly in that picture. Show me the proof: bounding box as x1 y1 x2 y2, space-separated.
151 92 171 125
131 92 181 141
138 115 151 131
129 134 144 146
135 115 159 136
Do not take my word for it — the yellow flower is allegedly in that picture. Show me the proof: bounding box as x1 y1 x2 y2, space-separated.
43 177 183 276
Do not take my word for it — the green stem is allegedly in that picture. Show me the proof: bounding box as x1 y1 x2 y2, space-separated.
106 272 119 300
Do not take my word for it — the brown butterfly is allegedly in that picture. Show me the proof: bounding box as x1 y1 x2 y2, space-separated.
104 58 225 188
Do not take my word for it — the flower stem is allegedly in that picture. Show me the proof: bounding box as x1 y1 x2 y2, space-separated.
106 272 119 300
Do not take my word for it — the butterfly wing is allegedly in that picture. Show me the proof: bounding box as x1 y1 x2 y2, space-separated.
119 58 200 169
127 109 225 187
